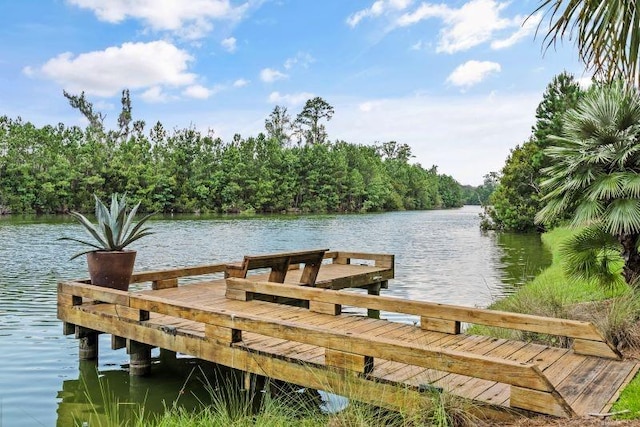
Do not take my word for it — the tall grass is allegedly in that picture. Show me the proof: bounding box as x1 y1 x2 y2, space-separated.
72 364 479 427
469 227 633 346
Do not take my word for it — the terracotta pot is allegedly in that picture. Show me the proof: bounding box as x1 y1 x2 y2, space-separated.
87 250 137 291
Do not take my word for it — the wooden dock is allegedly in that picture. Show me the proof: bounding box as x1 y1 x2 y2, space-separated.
57 249 638 419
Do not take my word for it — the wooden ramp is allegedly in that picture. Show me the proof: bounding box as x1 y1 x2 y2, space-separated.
57 250 638 419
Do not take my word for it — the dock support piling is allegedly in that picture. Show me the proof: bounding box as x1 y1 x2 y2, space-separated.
367 282 382 319
128 340 152 376
76 327 98 360
244 373 267 412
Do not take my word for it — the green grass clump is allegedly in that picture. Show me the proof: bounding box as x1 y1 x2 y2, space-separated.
612 377 640 419
469 227 630 344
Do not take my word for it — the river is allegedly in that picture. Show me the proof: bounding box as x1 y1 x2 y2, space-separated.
0 206 550 426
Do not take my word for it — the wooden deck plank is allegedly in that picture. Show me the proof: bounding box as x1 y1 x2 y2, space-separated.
395 327 456 347
474 382 511 406
543 352 589 387
370 360 408 381
601 362 640 414
570 360 637 415
449 376 497 401
381 364 429 384
556 357 611 406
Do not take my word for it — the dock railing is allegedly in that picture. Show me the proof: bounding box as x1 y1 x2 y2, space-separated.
225 278 621 361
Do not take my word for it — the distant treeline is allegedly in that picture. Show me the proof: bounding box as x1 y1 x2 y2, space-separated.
0 92 466 214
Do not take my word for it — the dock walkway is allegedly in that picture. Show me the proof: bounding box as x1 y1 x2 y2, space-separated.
57 250 638 419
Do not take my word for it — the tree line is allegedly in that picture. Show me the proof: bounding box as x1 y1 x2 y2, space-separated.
481 72 583 231
484 1 640 287
0 92 465 214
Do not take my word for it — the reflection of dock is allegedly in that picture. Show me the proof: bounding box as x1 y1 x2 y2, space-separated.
58 249 638 419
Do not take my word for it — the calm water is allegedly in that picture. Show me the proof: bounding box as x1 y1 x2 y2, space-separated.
0 206 550 426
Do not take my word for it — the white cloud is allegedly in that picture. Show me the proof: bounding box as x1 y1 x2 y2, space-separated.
410 40 424 50
359 101 382 112
447 60 501 88
268 91 313 106
577 76 593 89
284 52 315 70
233 78 250 87
67 0 248 40
346 0 412 27
260 68 288 83
396 3 447 27
22 65 35 77
491 12 541 50
326 92 541 185
35 40 196 97
183 84 213 99
391 0 533 53
221 37 237 52
141 86 169 103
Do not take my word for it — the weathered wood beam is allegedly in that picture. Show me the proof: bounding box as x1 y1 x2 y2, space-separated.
57 305 430 412
130 263 227 283
226 278 613 353
127 293 555 392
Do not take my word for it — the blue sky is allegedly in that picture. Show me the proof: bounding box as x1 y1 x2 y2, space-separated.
2 0 586 185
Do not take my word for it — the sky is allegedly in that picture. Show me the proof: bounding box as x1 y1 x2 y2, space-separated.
1 0 588 185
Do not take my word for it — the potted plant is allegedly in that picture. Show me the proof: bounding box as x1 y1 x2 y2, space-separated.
60 193 154 291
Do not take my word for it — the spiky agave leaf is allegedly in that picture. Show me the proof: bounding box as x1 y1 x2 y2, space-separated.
67 210 109 249
60 193 155 257
119 211 155 248
117 201 141 247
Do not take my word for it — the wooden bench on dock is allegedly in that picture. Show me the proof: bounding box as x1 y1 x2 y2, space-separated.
56 250 638 420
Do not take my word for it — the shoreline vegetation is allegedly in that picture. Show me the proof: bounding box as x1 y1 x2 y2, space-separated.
0 93 477 217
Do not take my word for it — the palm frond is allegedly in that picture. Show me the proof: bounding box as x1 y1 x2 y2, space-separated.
623 173 640 198
572 199 604 226
604 198 640 235
586 173 626 200
560 225 625 288
533 0 640 84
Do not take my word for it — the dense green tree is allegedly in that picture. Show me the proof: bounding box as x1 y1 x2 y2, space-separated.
63 90 105 132
438 174 464 208
536 82 640 286
294 97 334 145
462 173 498 205
487 72 583 231
265 105 292 145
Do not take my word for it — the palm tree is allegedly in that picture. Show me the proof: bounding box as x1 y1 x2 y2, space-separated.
533 1 640 85
535 82 640 286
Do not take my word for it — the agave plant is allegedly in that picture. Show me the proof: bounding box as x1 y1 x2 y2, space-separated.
61 193 154 260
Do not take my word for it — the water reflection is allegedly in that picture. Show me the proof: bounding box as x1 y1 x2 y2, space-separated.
493 232 552 295
57 354 230 426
